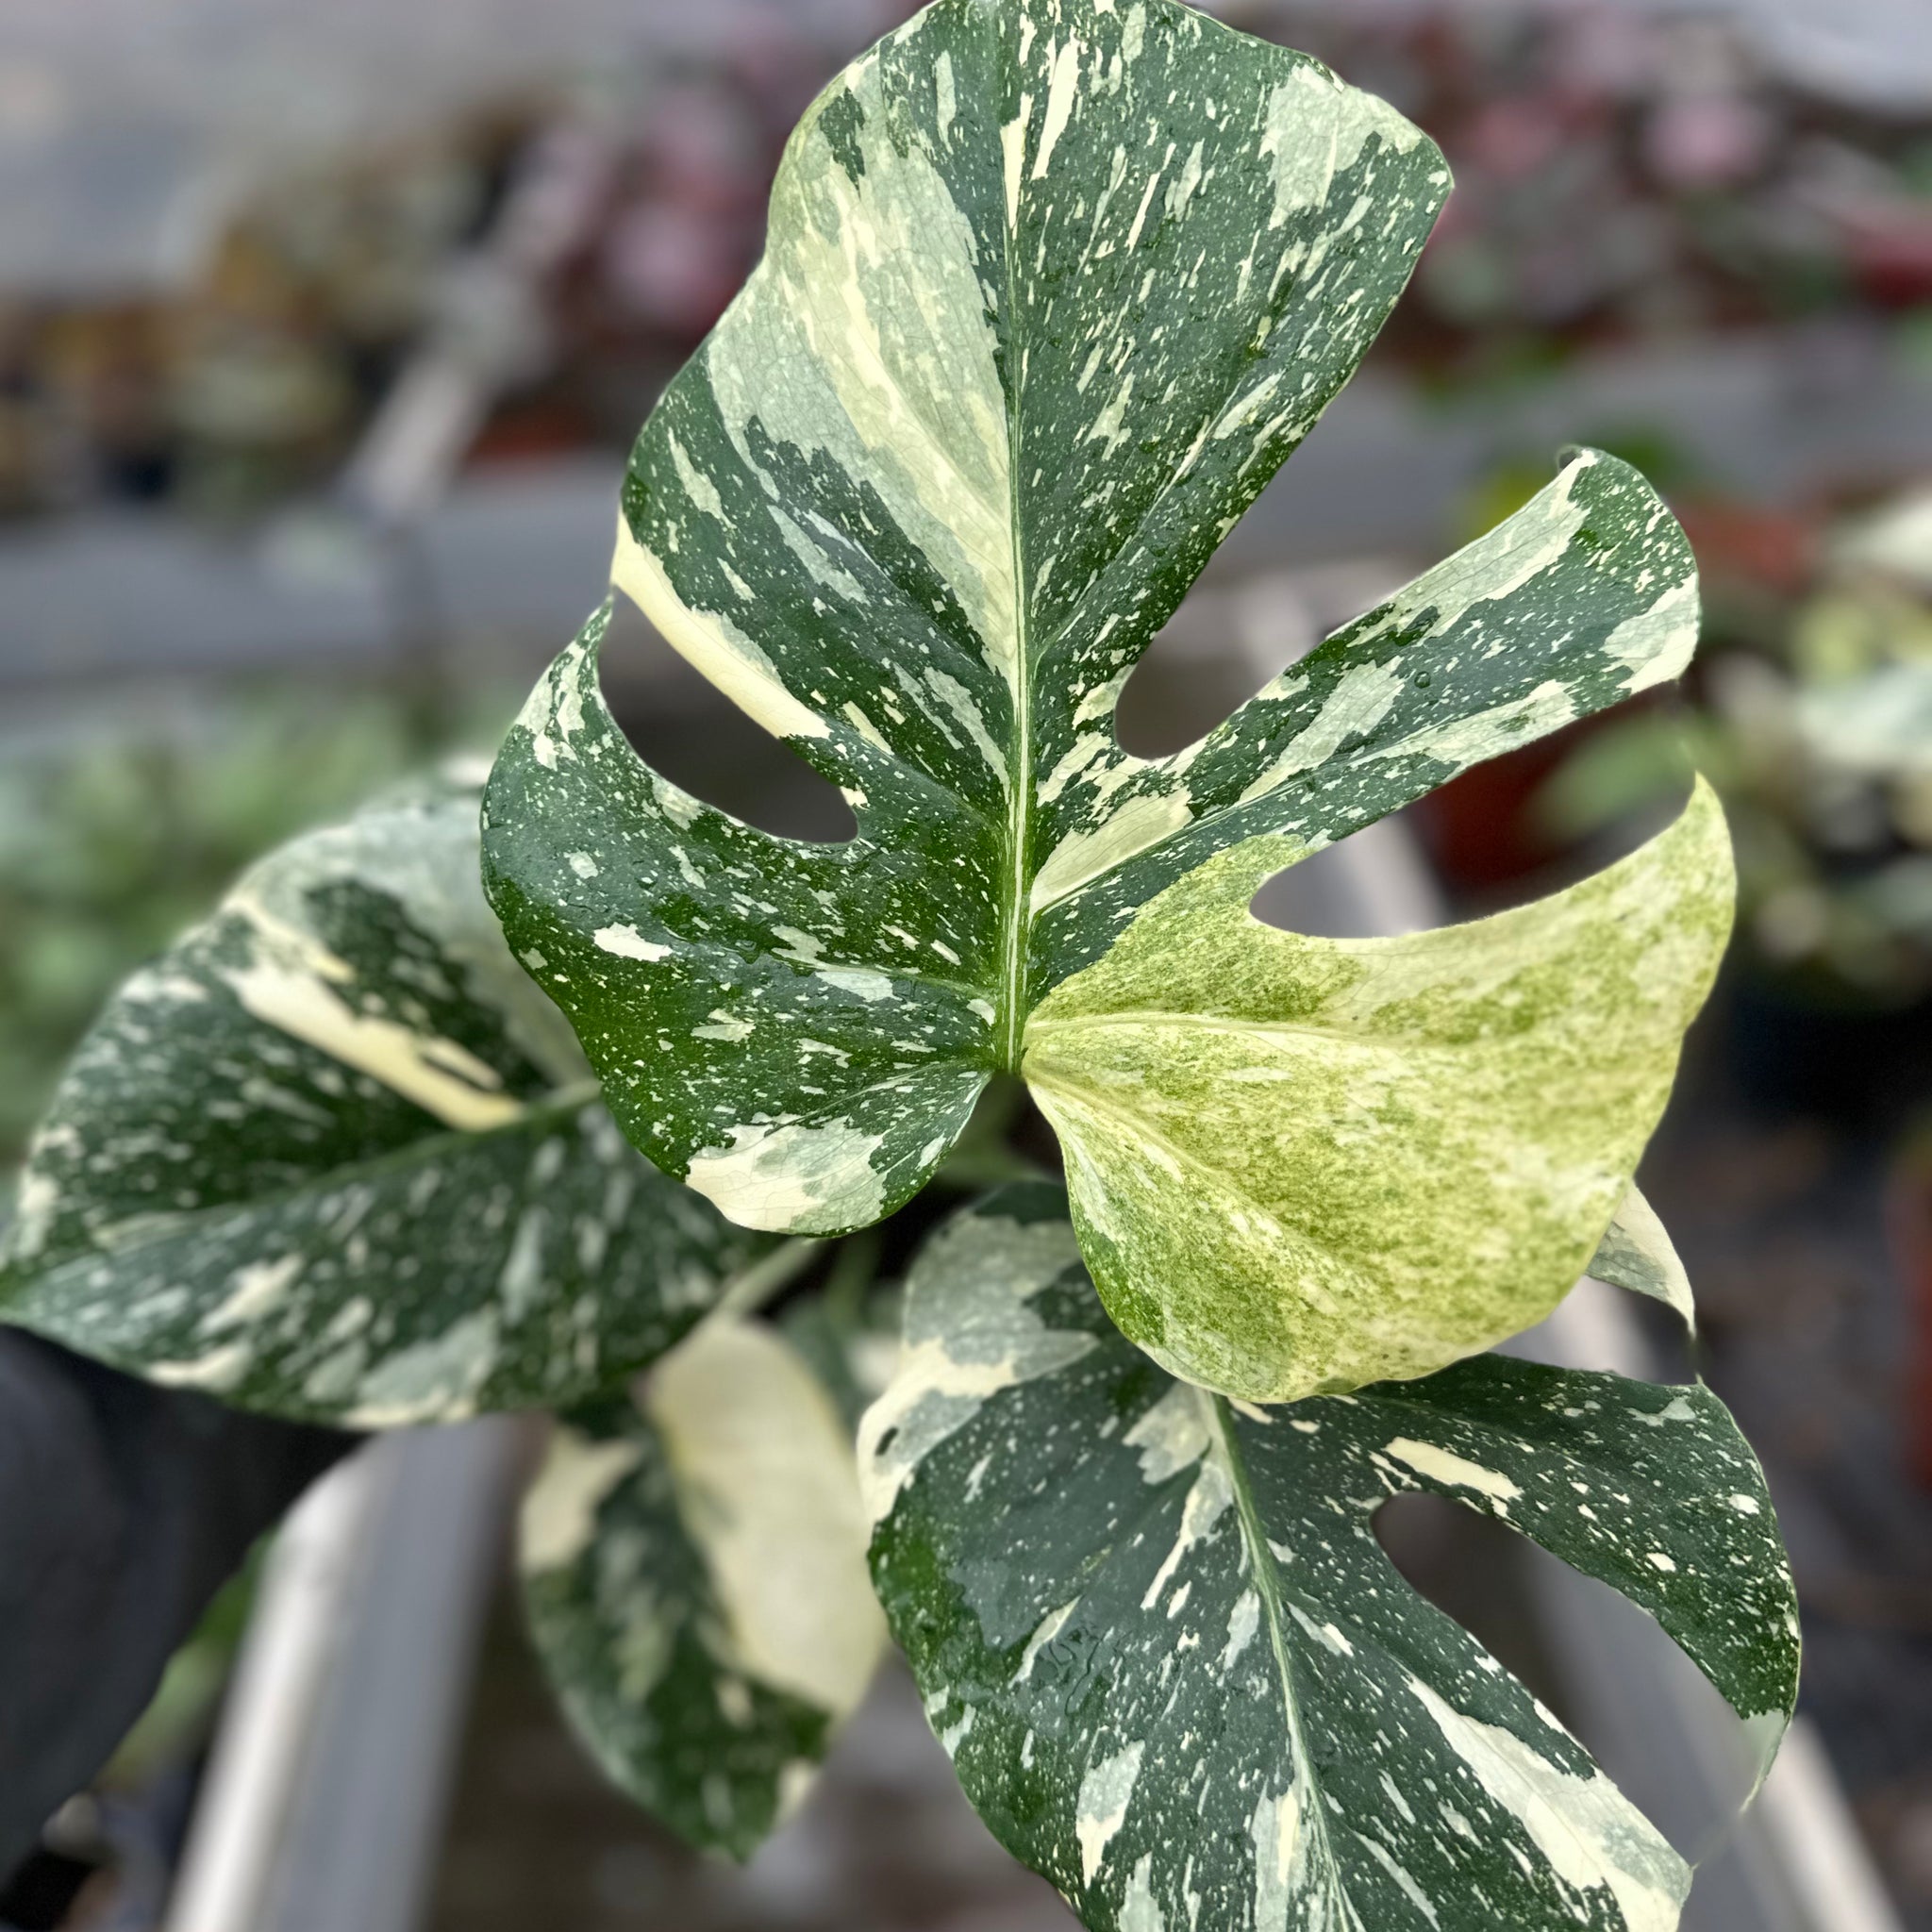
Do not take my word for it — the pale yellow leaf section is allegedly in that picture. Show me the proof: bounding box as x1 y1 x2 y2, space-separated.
1587 1185 1696 1333
519 1430 646 1574
648 1319 886 1714
1023 781 1734 1403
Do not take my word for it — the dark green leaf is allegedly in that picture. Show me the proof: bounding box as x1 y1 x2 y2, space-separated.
0 782 773 1424
483 0 1718 1402
862 1184 1798 1932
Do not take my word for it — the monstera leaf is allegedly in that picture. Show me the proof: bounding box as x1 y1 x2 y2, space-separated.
861 1186 1798 1932
482 0 1724 1399
522 1317 886 1856
0 781 775 1424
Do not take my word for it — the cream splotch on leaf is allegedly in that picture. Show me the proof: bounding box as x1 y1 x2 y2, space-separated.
1025 781 1732 1403
522 1318 887 1859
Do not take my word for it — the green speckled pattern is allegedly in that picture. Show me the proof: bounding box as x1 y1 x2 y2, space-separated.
0 783 773 1424
864 1186 1800 1932
523 1317 885 1857
1025 783 1732 1402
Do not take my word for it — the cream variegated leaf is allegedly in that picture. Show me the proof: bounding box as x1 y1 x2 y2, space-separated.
863 1187 1800 1932
522 1317 887 1857
0 783 774 1424
483 0 1713 1398
1025 782 1731 1402
1588 1185 1697 1333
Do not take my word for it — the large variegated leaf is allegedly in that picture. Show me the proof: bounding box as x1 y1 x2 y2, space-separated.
522 1318 887 1856
1025 782 1729 1402
861 1186 1799 1932
0 783 774 1424
482 0 1711 1396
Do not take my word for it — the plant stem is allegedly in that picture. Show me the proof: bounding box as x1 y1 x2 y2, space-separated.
710 1237 826 1323
821 1229 882 1324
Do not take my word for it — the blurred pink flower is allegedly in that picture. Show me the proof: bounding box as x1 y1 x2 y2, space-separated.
1643 95 1774 191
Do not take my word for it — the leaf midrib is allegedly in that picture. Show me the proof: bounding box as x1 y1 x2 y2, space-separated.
1204 1391 1352 1921
1024 1007 1516 1059
994 4 1034 1075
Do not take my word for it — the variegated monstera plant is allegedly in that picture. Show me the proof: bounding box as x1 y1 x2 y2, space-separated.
1 4 1799 1928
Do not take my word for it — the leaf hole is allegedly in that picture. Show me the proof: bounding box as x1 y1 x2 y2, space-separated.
1247 803 1441 937
596 592 858 844
1375 1491 1765 1861
1244 758 1695 944
1374 1492 1571 1709
1419 710 1693 919
1114 561 1406 761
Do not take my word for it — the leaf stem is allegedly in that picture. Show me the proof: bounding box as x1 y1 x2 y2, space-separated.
996 11 1034 1075
821 1229 882 1325
711 1236 826 1323
1204 1392 1347 1902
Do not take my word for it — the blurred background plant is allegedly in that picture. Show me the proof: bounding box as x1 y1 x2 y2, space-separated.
1254 2 1932 384
1543 486 1932 1014
5 0 1925 529
0 691 517 1167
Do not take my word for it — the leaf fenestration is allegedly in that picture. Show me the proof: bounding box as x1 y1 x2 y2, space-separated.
523 1318 887 1857
0 784 772 1424
483 0 1717 1398
862 1187 1799 1932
